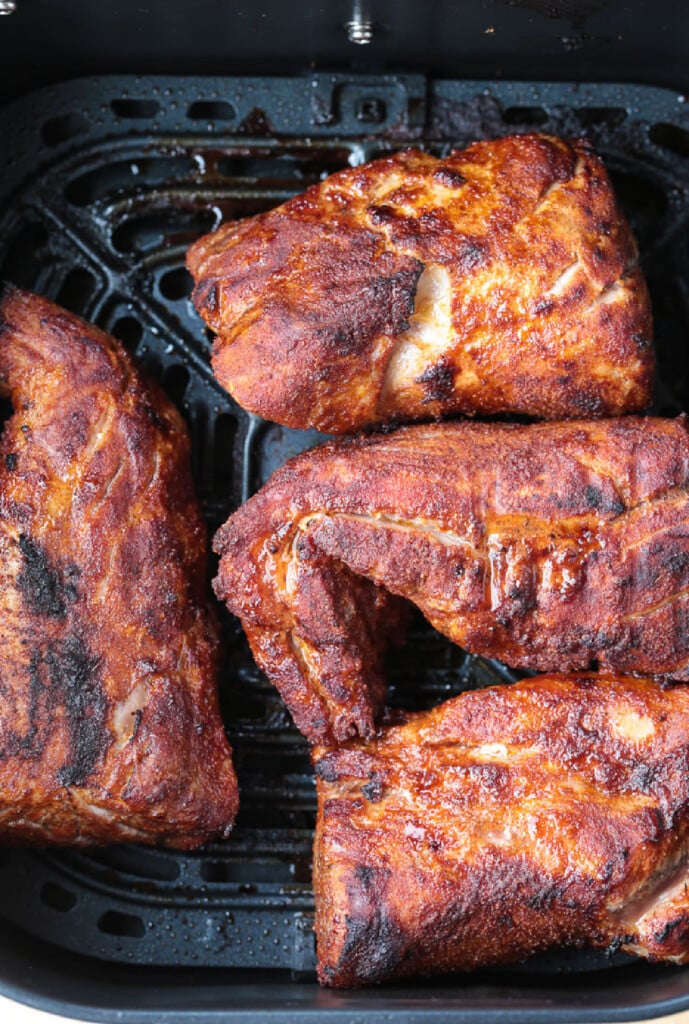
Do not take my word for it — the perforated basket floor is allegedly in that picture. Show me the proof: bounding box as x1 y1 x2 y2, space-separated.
0 74 689 1021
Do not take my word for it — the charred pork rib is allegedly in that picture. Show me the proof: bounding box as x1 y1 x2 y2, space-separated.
314 674 689 986
214 417 689 744
0 287 238 847
188 134 653 433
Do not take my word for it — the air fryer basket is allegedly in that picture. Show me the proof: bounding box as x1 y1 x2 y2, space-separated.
0 73 689 1022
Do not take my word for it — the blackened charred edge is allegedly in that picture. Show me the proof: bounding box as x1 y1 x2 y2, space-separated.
378 416 406 435
139 387 170 434
605 933 632 957
361 771 384 803
653 916 689 945
386 257 425 347
628 762 657 791
0 649 44 758
583 484 625 515
525 882 565 911
568 390 605 416
131 707 144 742
416 357 456 403
585 483 601 507
314 755 339 783
337 904 406 984
533 298 555 316
354 864 377 889
398 258 425 315
433 167 466 189
47 634 109 787
4 452 17 470
367 204 397 227
17 534 78 618
196 280 218 318
0 634 108 784
324 863 406 984
632 331 653 352
456 240 485 272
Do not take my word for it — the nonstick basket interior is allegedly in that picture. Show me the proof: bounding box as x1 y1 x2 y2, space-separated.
0 73 689 1022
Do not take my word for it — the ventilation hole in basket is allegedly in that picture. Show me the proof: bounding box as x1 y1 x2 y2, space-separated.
164 364 190 407
200 859 294 884
577 106 627 128
98 910 146 938
205 327 216 345
111 315 144 352
40 881 77 913
110 98 161 119
649 123 689 157
217 148 352 183
187 100 236 121
200 860 231 883
0 221 50 288
55 266 97 316
65 157 197 208
502 106 549 126
41 112 89 147
85 845 181 881
112 209 217 254
159 266 194 301
214 413 238 491
216 155 309 180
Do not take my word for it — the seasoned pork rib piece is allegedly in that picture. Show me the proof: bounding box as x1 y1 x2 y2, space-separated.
188 134 653 433
0 286 238 847
214 417 689 744
314 674 689 986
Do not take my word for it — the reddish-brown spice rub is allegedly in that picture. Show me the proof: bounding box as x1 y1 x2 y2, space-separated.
188 134 653 433
314 674 689 986
214 417 689 745
0 286 238 847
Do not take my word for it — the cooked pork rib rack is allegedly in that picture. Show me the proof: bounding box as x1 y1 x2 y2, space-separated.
314 673 689 987
0 286 238 847
188 133 653 433
214 417 689 744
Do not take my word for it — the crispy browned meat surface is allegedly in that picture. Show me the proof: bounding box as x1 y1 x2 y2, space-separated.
314 673 689 986
0 286 238 847
214 417 689 744
188 134 653 433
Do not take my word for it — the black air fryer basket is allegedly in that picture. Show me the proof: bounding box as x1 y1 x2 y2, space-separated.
1 2 689 1021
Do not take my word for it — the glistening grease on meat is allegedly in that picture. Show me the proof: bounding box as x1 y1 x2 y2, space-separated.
188 134 653 432
314 674 689 986
214 417 689 744
0 286 238 847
